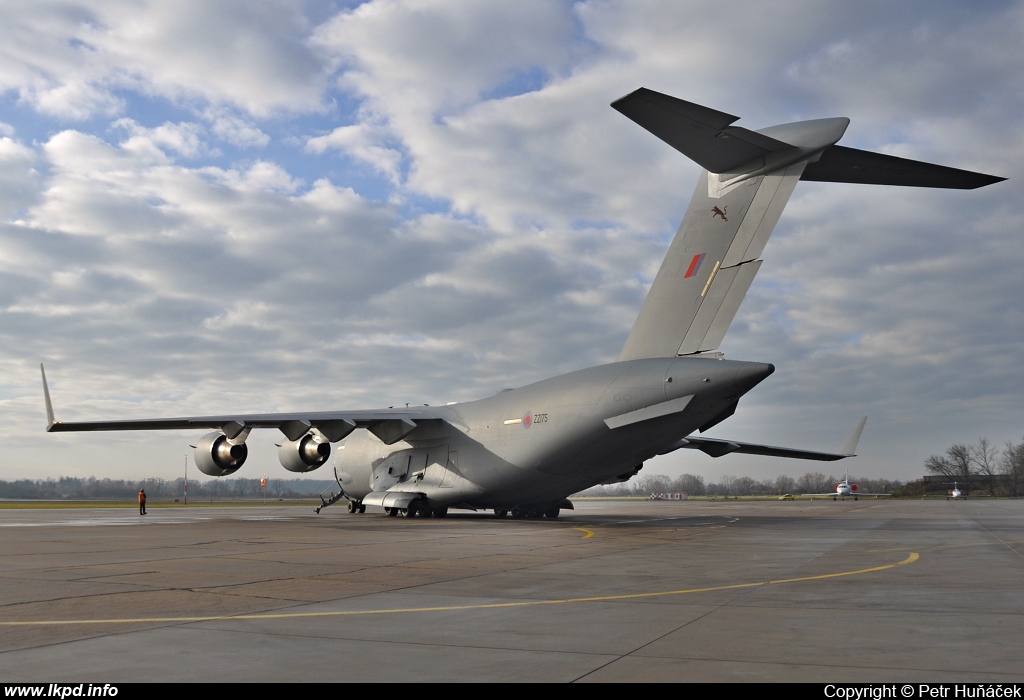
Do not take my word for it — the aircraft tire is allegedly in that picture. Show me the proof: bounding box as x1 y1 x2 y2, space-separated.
358 504 366 513
494 509 507 518
385 507 397 517
433 507 448 518
544 507 560 518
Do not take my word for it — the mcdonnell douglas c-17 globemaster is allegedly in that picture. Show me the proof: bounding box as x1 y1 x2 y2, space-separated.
41 88 1003 519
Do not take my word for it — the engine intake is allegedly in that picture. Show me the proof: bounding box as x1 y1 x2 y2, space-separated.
278 432 331 473
194 431 248 477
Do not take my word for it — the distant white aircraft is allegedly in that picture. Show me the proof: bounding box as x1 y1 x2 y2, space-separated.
947 483 966 500
801 464 890 501
41 88 1002 519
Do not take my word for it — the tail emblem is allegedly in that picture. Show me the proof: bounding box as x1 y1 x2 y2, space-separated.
711 205 729 221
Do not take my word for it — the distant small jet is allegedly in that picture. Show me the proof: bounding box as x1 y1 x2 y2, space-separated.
800 465 889 501
947 482 966 500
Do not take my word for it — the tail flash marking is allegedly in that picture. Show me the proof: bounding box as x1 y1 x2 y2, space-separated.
683 253 706 279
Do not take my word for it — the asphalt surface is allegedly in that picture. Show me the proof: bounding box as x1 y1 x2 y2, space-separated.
0 499 1021 682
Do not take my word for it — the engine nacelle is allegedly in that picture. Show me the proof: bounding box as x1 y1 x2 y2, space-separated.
278 432 331 473
194 431 248 477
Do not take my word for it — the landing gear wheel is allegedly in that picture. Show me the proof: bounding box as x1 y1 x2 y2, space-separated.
544 507 560 518
347 501 357 513
510 506 525 519
359 504 366 513
494 509 508 518
432 507 448 518
385 507 397 517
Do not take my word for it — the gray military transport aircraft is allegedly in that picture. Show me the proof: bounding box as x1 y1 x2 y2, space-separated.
41 88 1004 519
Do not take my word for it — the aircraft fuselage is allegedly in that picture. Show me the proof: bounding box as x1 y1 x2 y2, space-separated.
334 357 773 512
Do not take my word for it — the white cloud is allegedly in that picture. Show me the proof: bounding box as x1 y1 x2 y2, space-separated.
113 118 204 159
0 136 40 218
206 112 270 149
0 0 331 119
306 122 402 182
0 0 1021 484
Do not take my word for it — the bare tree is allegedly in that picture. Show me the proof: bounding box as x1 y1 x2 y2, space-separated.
797 472 830 494
972 438 1000 495
671 473 705 496
925 443 974 494
730 476 757 496
1001 439 1024 498
775 475 796 495
634 473 671 496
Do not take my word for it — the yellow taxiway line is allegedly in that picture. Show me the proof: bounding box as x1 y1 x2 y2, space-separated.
0 552 918 627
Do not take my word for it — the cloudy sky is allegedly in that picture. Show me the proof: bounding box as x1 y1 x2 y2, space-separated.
1 0 1021 484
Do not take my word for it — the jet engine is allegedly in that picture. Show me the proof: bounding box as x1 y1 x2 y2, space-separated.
194 431 248 477
278 432 331 473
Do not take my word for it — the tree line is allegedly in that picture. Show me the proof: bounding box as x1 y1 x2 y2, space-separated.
922 437 1024 496
0 476 337 500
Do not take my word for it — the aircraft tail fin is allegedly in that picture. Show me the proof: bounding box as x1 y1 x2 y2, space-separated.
614 88 1004 361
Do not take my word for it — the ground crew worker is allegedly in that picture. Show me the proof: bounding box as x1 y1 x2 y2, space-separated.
138 489 147 515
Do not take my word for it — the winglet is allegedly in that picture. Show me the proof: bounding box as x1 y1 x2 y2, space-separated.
40 363 57 431
840 416 868 456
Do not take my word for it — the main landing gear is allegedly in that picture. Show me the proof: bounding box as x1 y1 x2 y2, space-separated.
384 499 448 518
493 504 561 519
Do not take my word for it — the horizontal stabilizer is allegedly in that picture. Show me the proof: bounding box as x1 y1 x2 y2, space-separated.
802 146 1005 189
612 88 794 174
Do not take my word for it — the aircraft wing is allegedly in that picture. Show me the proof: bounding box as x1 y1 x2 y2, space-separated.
41 364 449 444
659 416 867 462
660 436 852 461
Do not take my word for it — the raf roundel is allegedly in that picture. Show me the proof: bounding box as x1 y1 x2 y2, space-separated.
523 411 533 428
